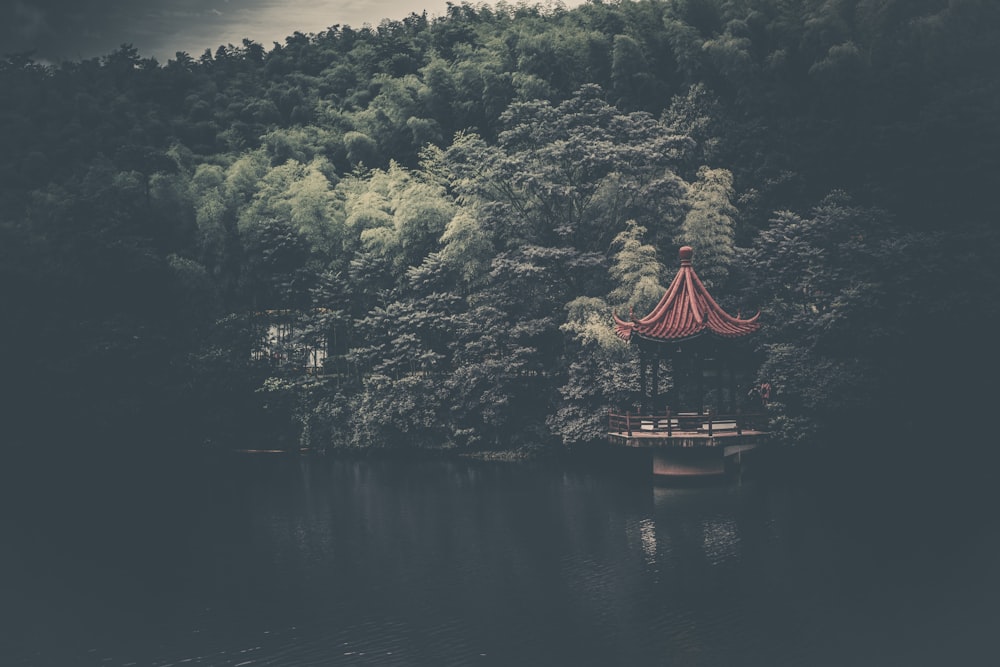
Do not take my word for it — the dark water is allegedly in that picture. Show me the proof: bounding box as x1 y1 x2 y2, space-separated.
2 449 998 666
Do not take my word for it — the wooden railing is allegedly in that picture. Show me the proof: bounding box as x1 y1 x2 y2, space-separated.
608 408 766 437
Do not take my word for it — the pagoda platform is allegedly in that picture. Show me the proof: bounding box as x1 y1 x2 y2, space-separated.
607 411 768 477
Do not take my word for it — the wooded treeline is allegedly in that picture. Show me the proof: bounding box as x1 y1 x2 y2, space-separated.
3 0 998 456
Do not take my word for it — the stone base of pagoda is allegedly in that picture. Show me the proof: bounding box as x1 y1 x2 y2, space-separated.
652 447 726 477
606 430 767 478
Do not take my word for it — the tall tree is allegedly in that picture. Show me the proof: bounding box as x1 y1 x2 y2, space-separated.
676 166 737 289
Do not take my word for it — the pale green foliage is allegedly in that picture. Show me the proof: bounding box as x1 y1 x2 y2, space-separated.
340 164 400 243
415 143 454 190
562 297 628 354
439 210 493 287
359 226 398 257
283 158 343 256
430 131 497 201
190 163 225 193
548 296 637 445
237 157 343 259
340 162 457 270
224 150 270 204
344 189 394 234
391 181 454 263
237 164 297 234
676 166 736 288
189 164 230 270
608 220 666 314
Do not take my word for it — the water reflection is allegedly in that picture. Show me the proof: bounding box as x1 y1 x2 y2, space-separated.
3 454 998 666
638 518 658 566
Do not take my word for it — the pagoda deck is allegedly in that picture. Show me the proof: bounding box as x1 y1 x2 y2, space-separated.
607 410 768 477
607 411 767 449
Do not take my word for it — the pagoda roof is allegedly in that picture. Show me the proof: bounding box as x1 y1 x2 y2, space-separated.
613 246 760 343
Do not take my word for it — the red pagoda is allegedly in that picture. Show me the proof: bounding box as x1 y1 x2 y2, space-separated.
608 246 767 477
613 246 760 343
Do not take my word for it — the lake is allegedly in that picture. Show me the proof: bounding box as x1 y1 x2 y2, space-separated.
2 447 998 666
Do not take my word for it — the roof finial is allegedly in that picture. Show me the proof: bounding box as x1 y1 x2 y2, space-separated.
679 246 693 265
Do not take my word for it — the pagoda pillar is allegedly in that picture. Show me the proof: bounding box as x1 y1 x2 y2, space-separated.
666 357 677 413
715 356 724 413
696 351 705 414
638 345 647 411
651 345 660 409
728 359 738 413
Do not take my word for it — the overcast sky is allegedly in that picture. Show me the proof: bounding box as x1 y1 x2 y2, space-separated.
4 0 586 64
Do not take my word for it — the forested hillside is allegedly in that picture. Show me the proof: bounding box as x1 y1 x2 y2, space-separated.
3 0 998 456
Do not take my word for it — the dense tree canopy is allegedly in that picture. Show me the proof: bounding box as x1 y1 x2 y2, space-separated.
2 0 997 456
